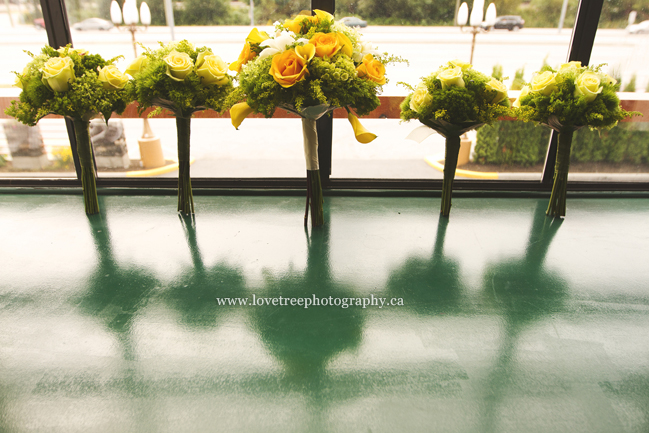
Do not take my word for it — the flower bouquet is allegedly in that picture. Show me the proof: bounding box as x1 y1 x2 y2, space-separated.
127 40 232 214
228 10 389 227
5 46 129 214
401 60 511 217
514 62 636 217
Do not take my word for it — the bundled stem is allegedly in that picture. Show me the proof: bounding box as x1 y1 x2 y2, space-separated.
302 118 323 227
546 129 573 218
441 135 461 217
73 118 99 215
305 170 324 227
176 117 194 215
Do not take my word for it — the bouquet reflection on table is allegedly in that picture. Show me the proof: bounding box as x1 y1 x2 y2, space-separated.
386 216 464 315
478 200 568 432
165 214 246 329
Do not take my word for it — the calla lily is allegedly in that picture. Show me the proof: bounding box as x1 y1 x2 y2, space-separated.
230 102 254 129
347 112 377 143
246 28 269 45
296 43 315 62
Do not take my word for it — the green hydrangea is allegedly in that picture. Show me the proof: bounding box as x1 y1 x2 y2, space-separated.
6 45 128 125
514 63 636 129
400 62 511 129
127 40 233 118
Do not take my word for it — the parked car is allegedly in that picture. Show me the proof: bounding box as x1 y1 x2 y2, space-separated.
34 18 45 29
627 20 649 34
484 15 525 31
339 17 368 28
72 18 114 31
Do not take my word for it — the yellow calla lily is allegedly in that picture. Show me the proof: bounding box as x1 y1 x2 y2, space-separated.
230 102 254 129
295 43 316 62
336 32 354 58
246 28 269 45
347 112 377 144
313 9 334 23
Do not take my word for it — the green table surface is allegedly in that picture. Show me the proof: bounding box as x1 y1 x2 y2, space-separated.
1 193 648 433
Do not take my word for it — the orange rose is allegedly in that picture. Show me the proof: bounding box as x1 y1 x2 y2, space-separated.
356 54 385 85
310 32 341 58
270 49 309 88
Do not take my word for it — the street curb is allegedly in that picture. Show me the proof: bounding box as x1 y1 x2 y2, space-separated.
126 158 195 178
424 154 499 179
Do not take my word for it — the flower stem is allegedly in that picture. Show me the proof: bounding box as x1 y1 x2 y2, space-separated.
546 129 573 218
306 170 324 227
73 118 99 215
441 135 461 217
176 117 194 215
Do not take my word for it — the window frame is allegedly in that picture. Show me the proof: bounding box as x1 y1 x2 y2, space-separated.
2 0 648 193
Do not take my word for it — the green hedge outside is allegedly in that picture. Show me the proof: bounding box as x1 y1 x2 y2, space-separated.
475 121 649 166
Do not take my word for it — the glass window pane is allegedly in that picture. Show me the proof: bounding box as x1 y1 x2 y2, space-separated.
583 4 649 182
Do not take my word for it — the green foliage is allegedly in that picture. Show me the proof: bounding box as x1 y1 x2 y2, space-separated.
475 120 649 166
0 154 6 168
400 63 511 129
357 0 454 26
475 120 551 166
521 0 579 28
51 146 75 170
492 64 504 81
515 64 635 129
128 40 233 117
511 67 525 90
5 46 129 126
572 123 649 164
623 74 636 92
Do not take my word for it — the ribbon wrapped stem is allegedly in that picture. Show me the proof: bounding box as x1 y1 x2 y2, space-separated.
546 129 573 218
73 118 99 215
302 118 324 227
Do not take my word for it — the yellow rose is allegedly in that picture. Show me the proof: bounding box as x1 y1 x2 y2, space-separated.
195 49 213 69
512 85 530 108
310 32 342 58
284 14 312 33
409 84 433 112
558 61 581 71
41 56 75 92
485 78 508 104
574 71 602 102
124 55 149 77
14 66 30 89
438 66 464 89
163 50 194 81
269 49 309 88
530 71 558 95
57 47 88 56
98 65 128 90
449 59 472 71
600 73 617 86
196 54 229 85
356 54 386 85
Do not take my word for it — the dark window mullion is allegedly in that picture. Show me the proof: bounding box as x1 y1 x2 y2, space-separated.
541 0 605 184
311 0 335 186
40 0 87 181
